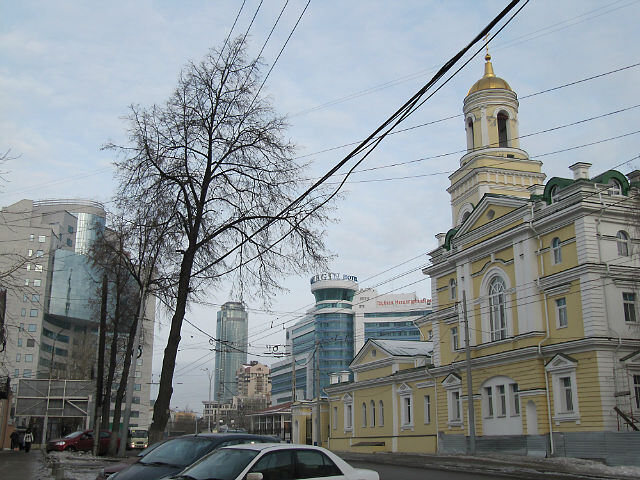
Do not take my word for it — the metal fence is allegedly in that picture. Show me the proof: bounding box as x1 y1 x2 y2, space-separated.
438 431 640 466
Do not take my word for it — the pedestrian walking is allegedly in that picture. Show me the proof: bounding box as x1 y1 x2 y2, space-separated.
10 430 19 451
23 428 33 453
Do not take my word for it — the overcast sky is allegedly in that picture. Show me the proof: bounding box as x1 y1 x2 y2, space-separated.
2 0 639 412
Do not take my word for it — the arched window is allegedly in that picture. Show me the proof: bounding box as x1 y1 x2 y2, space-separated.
379 400 384 426
617 230 630 256
551 237 562 264
362 402 367 427
497 111 508 147
608 179 622 195
467 118 475 151
450 278 457 300
550 185 559 204
489 276 507 341
370 400 376 427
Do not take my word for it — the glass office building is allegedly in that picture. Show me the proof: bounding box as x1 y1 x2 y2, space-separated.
214 302 248 403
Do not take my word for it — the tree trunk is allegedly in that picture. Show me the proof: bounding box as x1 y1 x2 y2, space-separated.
108 297 139 455
148 251 195 444
101 284 120 430
92 274 108 456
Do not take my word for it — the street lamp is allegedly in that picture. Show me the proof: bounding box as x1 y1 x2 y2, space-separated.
202 368 214 432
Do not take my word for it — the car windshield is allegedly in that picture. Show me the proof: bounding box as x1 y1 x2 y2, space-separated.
63 431 84 439
139 437 215 468
131 430 148 438
178 448 259 480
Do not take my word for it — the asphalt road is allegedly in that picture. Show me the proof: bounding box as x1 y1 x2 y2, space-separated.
350 460 503 480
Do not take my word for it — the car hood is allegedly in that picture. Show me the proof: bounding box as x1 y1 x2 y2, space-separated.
112 462 182 480
352 468 380 480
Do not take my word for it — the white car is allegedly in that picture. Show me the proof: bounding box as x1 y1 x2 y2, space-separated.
166 442 379 480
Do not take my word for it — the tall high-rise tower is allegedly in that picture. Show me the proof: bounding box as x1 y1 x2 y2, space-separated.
214 302 248 404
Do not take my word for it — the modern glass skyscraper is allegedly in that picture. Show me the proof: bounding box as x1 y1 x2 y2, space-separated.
214 302 248 404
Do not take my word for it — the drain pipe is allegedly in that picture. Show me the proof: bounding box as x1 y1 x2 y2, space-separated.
426 366 440 452
529 202 554 455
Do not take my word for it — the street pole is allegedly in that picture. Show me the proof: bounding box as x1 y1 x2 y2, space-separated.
291 352 296 403
462 290 476 455
202 368 213 432
315 343 321 447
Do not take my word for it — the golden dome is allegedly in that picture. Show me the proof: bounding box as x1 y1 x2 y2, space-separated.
467 53 512 95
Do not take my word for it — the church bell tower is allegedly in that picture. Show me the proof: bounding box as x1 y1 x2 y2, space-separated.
449 52 546 227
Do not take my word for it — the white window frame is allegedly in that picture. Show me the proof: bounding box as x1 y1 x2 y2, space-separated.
511 384 520 416
617 230 630 256
332 406 338 430
551 237 562 264
398 383 414 430
484 386 494 418
545 355 580 423
370 400 376 427
623 292 637 323
423 395 431 424
488 276 508 341
450 278 457 300
451 326 459 351
496 384 507 417
378 400 384 427
343 394 353 432
555 297 568 328
361 402 367 428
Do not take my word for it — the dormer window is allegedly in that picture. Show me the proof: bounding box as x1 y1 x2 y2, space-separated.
608 178 622 195
497 111 508 147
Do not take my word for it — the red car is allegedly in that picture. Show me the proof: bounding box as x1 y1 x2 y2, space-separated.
46 429 119 454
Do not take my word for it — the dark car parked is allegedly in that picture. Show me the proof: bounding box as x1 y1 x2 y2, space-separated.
95 439 169 480
107 433 279 480
46 429 120 455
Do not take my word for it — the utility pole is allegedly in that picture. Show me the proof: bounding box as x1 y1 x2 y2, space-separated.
92 274 108 456
202 368 213 431
291 353 296 403
462 290 476 455
314 343 321 447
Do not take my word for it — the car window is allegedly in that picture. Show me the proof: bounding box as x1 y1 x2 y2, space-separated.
140 437 215 467
63 431 84 439
249 450 295 480
100 432 111 439
179 448 259 480
295 450 343 478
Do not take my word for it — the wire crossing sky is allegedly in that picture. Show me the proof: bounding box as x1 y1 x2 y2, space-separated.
2 0 639 411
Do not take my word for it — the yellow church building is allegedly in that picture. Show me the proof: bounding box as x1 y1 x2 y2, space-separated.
319 53 640 462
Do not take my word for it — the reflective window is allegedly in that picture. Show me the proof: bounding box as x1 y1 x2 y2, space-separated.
295 449 342 478
489 276 507 341
617 231 630 256
551 237 562 264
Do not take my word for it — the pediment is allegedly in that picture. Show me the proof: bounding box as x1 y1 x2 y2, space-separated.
442 373 462 387
545 353 578 372
342 393 353 403
350 339 391 367
457 194 526 236
398 383 412 394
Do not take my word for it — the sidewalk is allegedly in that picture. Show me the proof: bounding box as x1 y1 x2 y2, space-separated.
0 449 52 480
338 451 640 480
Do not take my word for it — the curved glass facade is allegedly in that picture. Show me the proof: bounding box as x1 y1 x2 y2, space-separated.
312 288 355 303
214 302 248 403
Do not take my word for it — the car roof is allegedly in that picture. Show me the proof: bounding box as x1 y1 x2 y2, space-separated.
176 433 275 440
221 443 326 452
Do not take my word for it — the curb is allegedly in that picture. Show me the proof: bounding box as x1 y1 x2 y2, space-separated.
337 451 639 480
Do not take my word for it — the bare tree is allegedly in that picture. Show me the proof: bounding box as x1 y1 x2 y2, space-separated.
107 37 332 443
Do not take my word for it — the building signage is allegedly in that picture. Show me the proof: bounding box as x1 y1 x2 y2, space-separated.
310 273 358 284
376 298 432 307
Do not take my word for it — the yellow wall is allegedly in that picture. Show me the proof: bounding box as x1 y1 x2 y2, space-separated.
541 224 577 276
544 280 584 343
468 205 517 231
357 366 394 382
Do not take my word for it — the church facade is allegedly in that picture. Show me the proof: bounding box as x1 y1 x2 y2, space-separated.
322 53 640 457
